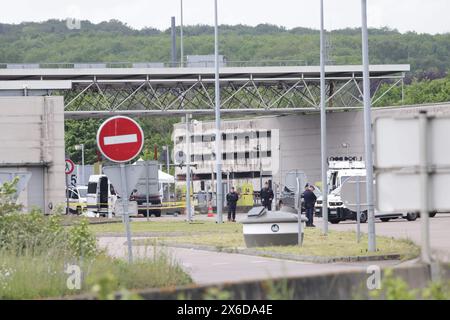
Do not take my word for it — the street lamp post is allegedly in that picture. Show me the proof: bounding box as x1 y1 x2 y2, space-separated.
180 0 184 67
320 0 329 235
185 114 192 222
214 0 223 224
75 144 85 185
361 0 376 252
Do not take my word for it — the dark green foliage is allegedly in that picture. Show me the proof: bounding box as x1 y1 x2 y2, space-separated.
375 75 450 107
0 178 22 215
2 20 449 165
0 20 448 76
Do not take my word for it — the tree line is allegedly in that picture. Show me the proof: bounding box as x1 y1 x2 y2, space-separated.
1 19 447 165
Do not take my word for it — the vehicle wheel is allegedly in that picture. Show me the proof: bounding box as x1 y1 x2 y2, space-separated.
380 218 390 222
429 211 437 218
76 207 82 215
154 210 161 217
406 212 418 221
359 211 368 223
330 219 340 224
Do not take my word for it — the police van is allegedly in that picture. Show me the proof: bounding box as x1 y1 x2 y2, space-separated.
315 159 418 223
86 175 117 217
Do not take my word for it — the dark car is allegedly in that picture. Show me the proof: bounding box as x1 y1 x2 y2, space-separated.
130 186 162 217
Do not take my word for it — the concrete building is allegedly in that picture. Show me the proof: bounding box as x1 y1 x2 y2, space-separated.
0 96 65 214
173 102 450 195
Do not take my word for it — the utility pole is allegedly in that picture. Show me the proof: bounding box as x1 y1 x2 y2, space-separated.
214 0 223 223
75 144 85 185
320 0 329 235
361 0 376 252
171 16 177 67
185 114 192 222
180 0 184 67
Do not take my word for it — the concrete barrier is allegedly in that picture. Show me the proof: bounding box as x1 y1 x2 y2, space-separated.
69 262 449 300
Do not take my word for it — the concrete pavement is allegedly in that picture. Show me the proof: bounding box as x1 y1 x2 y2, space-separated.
324 213 450 262
134 212 449 262
105 211 450 285
98 236 401 285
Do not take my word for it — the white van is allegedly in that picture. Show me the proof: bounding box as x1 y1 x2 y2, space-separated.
86 175 117 217
66 185 88 215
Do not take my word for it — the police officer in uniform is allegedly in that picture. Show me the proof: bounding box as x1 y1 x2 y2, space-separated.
260 181 274 211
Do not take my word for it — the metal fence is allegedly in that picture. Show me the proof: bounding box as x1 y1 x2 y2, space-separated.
0 59 308 70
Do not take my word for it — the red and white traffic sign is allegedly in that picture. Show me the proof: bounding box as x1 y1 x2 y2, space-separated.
65 159 75 175
96 116 144 163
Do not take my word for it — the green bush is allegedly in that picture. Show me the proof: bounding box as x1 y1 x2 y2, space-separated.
0 212 96 259
370 269 450 300
68 218 97 258
0 178 22 216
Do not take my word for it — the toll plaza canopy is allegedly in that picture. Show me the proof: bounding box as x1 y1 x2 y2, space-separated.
0 63 410 118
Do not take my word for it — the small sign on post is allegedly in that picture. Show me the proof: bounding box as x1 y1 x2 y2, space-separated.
65 159 75 214
341 177 368 243
97 116 144 264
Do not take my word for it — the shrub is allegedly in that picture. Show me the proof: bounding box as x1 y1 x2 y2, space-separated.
68 218 97 258
0 212 97 259
0 178 22 216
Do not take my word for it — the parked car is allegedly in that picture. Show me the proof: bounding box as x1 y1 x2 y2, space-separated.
66 185 88 215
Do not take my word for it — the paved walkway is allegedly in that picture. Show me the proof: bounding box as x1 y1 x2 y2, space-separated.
324 214 450 262
133 212 450 262
98 236 401 285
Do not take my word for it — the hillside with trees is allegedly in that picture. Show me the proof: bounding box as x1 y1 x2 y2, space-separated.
1 19 448 163
0 20 449 78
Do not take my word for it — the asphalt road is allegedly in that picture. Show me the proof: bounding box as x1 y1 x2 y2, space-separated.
111 211 449 284
98 236 401 285
324 213 450 262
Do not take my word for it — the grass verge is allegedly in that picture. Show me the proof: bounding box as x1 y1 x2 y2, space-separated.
90 220 242 235
133 225 419 259
0 248 192 300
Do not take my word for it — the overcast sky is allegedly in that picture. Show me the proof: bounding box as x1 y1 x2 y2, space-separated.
1 0 449 34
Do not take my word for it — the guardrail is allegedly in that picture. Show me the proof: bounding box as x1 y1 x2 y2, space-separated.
0 60 308 70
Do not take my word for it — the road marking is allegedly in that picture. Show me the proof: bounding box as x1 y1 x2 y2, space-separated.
104 133 137 145
251 260 267 263
211 262 230 266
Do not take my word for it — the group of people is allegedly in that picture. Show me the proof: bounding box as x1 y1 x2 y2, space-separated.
226 181 274 222
226 181 317 227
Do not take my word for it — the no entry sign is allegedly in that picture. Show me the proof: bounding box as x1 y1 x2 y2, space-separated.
97 116 144 163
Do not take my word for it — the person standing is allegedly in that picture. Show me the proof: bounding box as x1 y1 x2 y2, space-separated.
303 184 317 227
260 181 274 211
226 187 239 222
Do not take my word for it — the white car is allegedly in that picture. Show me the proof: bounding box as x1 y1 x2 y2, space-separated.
66 185 88 215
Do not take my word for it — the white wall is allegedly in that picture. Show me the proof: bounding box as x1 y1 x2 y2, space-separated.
0 96 65 213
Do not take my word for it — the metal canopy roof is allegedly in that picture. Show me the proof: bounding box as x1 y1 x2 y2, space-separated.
0 64 410 118
0 64 409 82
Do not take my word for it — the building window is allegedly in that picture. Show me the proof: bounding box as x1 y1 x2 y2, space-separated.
245 151 249 159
